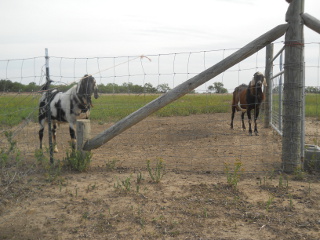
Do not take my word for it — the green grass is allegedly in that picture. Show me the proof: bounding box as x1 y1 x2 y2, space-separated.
272 94 320 118
0 93 319 128
91 94 232 122
305 94 320 118
0 94 39 126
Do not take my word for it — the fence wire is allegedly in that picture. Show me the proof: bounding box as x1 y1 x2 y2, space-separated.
0 44 319 177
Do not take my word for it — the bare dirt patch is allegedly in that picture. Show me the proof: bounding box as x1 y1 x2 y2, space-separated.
1 113 320 239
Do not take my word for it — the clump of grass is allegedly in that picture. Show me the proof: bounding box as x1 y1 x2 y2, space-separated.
105 159 118 171
146 158 166 183
34 148 49 166
266 194 275 212
278 174 289 189
224 159 244 188
136 171 144 184
0 131 20 168
114 176 132 192
43 159 64 183
292 166 305 180
64 150 92 172
288 194 294 209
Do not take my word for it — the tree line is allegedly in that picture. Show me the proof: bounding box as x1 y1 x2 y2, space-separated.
0 79 173 94
272 85 320 94
4 79 317 94
0 79 229 94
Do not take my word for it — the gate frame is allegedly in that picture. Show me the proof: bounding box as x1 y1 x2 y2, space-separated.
77 0 320 173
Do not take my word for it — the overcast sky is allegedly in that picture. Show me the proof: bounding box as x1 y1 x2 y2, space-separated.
1 0 320 91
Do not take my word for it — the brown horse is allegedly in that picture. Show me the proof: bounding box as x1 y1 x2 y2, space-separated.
230 72 267 136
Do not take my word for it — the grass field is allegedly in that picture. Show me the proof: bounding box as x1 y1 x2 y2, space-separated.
0 93 319 127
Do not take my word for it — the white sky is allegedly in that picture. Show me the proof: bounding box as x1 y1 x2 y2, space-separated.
1 0 320 91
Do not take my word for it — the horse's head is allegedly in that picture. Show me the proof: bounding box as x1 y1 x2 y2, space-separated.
248 72 267 96
251 72 267 88
77 74 99 106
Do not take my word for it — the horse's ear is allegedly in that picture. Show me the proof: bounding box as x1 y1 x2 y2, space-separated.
263 77 267 87
250 77 255 86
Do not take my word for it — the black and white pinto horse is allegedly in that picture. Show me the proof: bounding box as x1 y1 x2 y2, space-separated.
39 74 99 152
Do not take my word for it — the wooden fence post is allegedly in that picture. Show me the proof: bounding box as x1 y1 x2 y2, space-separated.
76 119 91 153
282 0 305 173
301 13 320 34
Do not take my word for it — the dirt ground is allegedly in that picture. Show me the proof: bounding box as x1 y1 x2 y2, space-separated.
1 113 320 240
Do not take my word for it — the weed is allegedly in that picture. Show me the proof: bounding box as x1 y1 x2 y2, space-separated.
114 176 132 192
266 195 274 212
44 159 64 183
293 166 305 180
288 194 294 209
86 183 97 193
64 149 92 172
146 158 166 183
224 159 244 188
0 131 20 168
34 148 64 182
34 148 49 166
82 212 89 220
267 169 276 180
136 171 144 184
279 175 283 188
203 208 208 218
105 159 118 171
278 174 289 189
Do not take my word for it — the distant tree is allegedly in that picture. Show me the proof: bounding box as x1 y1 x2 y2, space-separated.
305 86 320 93
272 86 280 93
208 85 214 93
157 83 171 93
208 82 227 93
0 80 24 92
0 79 185 94
144 83 157 93
0 79 12 91
24 82 38 92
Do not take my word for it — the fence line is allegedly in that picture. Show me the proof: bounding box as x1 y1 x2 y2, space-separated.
0 42 319 174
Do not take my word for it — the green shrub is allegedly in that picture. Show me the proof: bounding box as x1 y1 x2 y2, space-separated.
64 150 92 172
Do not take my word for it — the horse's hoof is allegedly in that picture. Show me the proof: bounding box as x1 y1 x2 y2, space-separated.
255 132 259 136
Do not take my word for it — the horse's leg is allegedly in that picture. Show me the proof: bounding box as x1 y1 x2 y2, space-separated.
247 109 253 136
39 120 45 150
231 106 235 129
52 123 59 152
241 112 246 130
69 123 77 150
254 107 260 136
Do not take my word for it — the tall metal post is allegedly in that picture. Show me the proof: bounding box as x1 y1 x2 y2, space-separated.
282 0 305 173
279 53 283 132
45 48 54 164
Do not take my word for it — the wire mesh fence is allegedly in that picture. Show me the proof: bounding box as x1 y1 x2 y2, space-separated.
0 43 319 176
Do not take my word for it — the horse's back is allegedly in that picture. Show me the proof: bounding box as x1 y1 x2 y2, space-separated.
232 84 248 108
